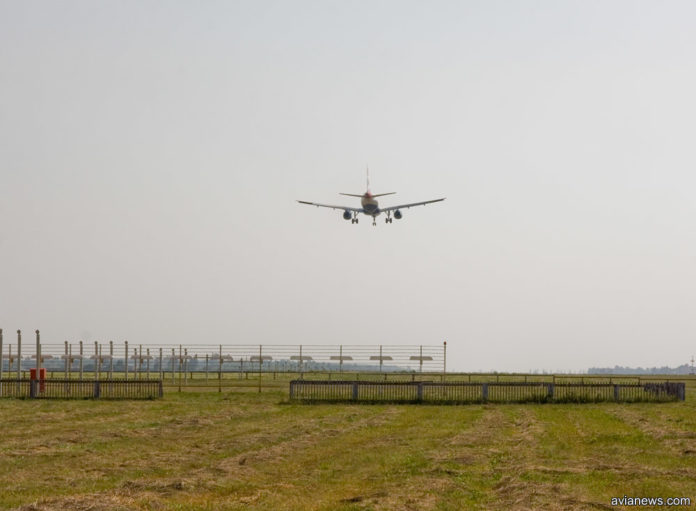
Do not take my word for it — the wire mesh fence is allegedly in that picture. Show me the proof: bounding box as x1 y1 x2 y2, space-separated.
289 380 686 404
0 332 447 380
0 379 163 399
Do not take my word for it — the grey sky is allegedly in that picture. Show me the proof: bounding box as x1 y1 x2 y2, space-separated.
1 1 695 372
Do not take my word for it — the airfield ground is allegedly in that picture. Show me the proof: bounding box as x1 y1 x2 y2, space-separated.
1 378 695 510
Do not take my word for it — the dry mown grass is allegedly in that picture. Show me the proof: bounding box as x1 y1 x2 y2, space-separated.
1 385 695 510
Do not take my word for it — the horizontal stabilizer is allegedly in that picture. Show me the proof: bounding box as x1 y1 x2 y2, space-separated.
339 192 396 197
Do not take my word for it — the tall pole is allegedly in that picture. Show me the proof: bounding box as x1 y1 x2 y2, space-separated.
0 329 3 396
68 344 72 379
178 345 182 392
159 348 163 380
79 340 83 380
258 345 262 394
17 330 22 381
183 348 187 386
124 340 129 381
94 341 99 380
443 341 447 380
147 348 151 380
218 345 222 393
109 341 114 379
64 341 68 379
36 330 41 376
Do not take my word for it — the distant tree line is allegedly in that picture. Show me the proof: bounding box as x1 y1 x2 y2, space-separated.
588 364 694 375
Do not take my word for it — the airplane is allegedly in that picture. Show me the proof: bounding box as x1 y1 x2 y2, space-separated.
297 170 445 226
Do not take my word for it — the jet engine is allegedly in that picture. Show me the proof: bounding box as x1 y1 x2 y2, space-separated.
343 210 351 220
394 210 402 219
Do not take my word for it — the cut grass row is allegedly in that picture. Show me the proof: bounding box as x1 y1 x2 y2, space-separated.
1 386 695 509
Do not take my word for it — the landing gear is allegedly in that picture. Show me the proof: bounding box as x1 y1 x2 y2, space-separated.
372 217 377 226
351 212 359 224
385 212 393 224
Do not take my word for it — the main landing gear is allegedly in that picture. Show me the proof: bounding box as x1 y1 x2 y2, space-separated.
385 212 393 224
351 212 359 224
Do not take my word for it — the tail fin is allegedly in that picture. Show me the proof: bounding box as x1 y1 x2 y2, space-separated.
339 167 395 197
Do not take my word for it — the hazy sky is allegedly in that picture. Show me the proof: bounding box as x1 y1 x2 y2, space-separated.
1 1 695 372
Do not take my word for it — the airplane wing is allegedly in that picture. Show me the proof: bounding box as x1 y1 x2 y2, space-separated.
297 200 364 213
380 198 446 212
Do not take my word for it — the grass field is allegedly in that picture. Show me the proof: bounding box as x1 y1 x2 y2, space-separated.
1 379 695 510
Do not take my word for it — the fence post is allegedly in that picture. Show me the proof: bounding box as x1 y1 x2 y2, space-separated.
159 348 163 381
178 345 182 393
30 379 37 399
94 342 99 380
482 383 488 402
258 345 262 394
79 340 83 380
417 382 423 402
109 341 114 379
352 382 358 400
35 330 41 378
0 328 3 397
547 383 554 401
124 341 128 381
218 345 222 393
0 328 2 397
678 383 685 401
94 381 101 398
17 330 22 384
289 381 295 400
443 341 447 379
613 384 619 402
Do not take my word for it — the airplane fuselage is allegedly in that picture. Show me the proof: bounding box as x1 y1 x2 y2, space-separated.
361 192 381 217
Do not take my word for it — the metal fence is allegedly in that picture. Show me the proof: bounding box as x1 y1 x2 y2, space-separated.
289 380 686 403
0 330 446 379
0 379 163 399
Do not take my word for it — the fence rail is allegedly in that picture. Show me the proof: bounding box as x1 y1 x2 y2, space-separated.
0 379 163 399
289 380 686 404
